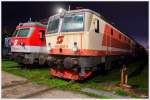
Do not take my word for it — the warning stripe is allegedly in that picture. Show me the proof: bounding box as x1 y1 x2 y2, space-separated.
49 48 131 56
11 45 48 53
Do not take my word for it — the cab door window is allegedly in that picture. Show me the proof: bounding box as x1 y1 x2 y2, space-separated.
39 30 45 39
94 19 99 33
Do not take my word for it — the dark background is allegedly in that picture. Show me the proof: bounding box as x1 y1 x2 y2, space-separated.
2 1 148 48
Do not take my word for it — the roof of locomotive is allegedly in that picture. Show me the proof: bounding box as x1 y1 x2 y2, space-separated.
50 9 102 18
17 22 47 28
49 9 137 44
67 9 101 17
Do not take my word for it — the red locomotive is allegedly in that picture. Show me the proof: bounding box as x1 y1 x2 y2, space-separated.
45 8 145 80
11 21 48 65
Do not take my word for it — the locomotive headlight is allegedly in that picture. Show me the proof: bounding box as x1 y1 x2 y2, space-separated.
72 42 78 52
57 8 66 17
48 42 52 51
58 8 63 13
58 8 66 13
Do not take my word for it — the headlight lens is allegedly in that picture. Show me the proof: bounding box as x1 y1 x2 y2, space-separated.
48 42 52 51
72 42 78 52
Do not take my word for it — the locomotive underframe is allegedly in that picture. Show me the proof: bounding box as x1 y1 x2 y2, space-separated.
11 52 48 65
48 54 127 80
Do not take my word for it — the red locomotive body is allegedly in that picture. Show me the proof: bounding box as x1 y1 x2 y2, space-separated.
11 22 48 65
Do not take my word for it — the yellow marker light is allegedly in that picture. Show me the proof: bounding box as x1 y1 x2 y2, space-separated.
48 42 52 51
72 42 78 52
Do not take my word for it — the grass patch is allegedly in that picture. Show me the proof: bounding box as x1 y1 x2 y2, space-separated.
82 82 108 90
66 83 81 91
112 87 126 96
82 92 111 98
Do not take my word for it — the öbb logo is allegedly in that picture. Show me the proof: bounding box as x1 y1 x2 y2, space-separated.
56 36 64 44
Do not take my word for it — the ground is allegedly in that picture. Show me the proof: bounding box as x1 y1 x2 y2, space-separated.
2 71 91 98
2 56 148 98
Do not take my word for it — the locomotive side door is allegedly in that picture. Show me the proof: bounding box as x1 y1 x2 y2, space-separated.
89 16 102 52
39 30 46 53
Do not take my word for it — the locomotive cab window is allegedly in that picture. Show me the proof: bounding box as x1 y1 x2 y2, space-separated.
39 30 45 39
15 28 30 37
94 19 99 33
61 14 84 32
47 18 59 33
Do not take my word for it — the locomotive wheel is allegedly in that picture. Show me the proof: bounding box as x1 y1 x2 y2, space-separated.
23 54 34 64
47 56 55 67
17 57 24 64
39 55 46 65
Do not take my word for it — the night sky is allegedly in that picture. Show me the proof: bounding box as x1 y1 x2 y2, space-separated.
2 1 148 48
